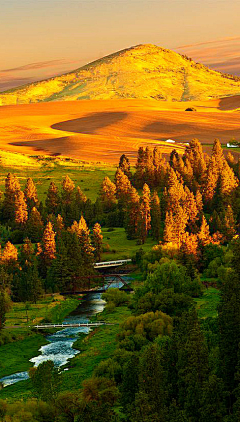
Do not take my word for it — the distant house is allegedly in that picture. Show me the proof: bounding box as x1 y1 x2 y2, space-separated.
227 143 239 148
165 139 175 143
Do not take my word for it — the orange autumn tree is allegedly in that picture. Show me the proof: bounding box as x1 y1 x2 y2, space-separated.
46 182 60 215
24 178 39 210
100 177 117 211
14 190 28 226
92 223 103 261
42 221 56 264
138 183 151 244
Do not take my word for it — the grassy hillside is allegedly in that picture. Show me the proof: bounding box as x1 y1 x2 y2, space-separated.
1 44 240 105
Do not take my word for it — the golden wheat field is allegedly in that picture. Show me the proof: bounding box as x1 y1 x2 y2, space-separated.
1 96 240 163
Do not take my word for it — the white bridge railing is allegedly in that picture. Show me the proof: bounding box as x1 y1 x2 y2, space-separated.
32 321 114 329
94 259 132 268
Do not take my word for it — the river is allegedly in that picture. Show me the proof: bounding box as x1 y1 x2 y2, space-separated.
0 277 126 388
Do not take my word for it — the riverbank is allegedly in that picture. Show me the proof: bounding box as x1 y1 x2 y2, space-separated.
0 296 80 399
60 305 131 392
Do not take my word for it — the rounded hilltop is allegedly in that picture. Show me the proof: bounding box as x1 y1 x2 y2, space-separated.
1 43 240 105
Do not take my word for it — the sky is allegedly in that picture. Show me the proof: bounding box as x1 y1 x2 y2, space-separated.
1 0 240 91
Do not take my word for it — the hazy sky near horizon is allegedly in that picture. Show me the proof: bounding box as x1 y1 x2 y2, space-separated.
1 0 240 91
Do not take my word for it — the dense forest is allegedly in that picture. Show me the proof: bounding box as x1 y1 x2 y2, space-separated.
0 138 240 421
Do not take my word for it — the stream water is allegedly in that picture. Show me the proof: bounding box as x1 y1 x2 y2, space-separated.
0 277 126 388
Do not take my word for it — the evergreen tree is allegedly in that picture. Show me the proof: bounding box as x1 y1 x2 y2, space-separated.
100 177 117 211
61 175 75 224
24 177 38 210
45 181 60 215
198 216 211 247
115 168 132 203
1 241 18 265
218 270 240 396
92 223 103 262
151 191 161 241
176 310 209 422
27 206 44 242
138 183 151 244
222 205 236 242
3 173 20 221
119 154 131 177
42 222 56 264
124 186 140 239
14 190 28 225
70 216 94 262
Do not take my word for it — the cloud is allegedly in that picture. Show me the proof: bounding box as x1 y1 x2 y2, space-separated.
176 36 240 50
0 59 75 73
174 35 240 76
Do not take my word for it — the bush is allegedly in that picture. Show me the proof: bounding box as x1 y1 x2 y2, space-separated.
102 289 129 307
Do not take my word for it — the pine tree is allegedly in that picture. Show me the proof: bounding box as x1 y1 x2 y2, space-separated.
3 173 21 221
138 184 151 244
151 191 161 241
24 177 38 210
45 182 60 215
14 190 28 225
222 205 236 242
42 222 56 264
55 214 64 236
198 216 211 247
92 223 103 261
219 161 238 201
184 138 206 183
27 207 44 242
176 310 209 422
69 216 94 262
100 177 117 211
125 186 140 239
164 211 176 244
119 154 131 177
1 241 18 265
218 270 240 397
115 168 132 203
61 175 75 224
75 186 87 219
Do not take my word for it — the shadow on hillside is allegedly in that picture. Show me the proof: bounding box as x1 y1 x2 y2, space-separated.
52 111 128 134
218 95 240 111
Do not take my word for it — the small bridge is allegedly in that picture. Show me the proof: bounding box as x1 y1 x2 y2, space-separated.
60 273 133 295
93 259 132 269
32 321 115 330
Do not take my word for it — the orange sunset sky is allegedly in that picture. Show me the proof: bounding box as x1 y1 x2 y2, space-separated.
1 0 240 92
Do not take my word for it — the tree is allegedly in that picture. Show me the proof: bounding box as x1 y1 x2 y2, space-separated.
138 183 151 244
119 154 131 177
27 206 44 242
115 168 132 203
69 216 94 262
124 186 140 239
14 190 28 225
151 191 161 241
30 360 61 402
198 216 211 247
218 269 240 396
176 310 209 422
184 138 206 183
1 241 18 265
61 175 76 224
0 290 11 331
24 177 38 210
92 223 103 261
46 181 60 215
3 173 21 221
42 222 56 264
222 205 236 242
100 177 117 211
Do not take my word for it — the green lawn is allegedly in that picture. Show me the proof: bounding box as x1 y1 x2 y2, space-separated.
0 157 116 203
5 296 80 329
195 287 220 319
102 227 156 260
0 335 48 380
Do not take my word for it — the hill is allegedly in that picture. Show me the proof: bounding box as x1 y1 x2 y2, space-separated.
1 44 240 106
